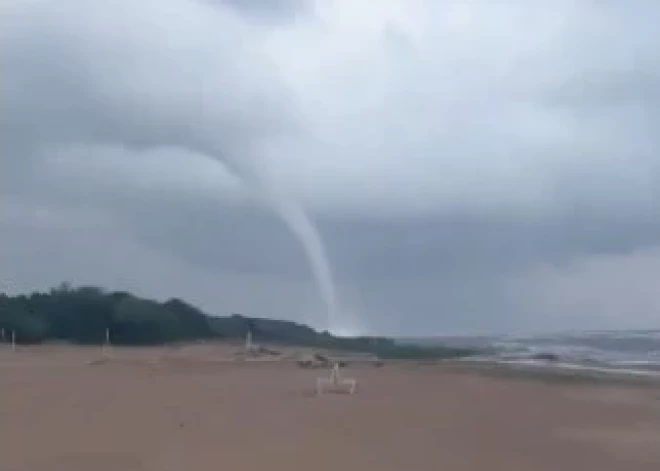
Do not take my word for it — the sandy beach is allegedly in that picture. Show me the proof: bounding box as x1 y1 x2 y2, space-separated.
1 344 659 471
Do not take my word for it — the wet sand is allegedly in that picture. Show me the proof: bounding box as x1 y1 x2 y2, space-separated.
1 345 659 471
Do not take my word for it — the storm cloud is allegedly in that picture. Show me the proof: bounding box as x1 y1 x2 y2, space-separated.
2 0 660 335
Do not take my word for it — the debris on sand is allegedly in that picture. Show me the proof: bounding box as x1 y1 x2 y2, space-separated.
297 353 332 369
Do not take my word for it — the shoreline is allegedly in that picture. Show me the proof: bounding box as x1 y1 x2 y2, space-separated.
3 343 660 386
444 358 660 387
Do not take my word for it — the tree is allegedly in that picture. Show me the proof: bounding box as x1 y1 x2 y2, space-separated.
0 284 476 359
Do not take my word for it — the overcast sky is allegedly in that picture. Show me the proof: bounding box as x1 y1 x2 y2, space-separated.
2 0 660 336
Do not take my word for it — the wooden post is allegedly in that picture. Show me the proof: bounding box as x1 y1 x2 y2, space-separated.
102 328 111 356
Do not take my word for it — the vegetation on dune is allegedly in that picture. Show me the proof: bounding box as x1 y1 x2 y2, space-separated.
0 283 476 359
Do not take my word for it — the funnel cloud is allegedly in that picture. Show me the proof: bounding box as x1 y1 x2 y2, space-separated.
2 0 660 335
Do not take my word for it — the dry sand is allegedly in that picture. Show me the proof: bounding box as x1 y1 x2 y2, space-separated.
1 344 659 471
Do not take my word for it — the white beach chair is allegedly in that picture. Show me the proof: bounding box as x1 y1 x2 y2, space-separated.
316 363 357 395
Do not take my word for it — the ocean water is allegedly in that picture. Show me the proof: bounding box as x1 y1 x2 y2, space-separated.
408 330 660 378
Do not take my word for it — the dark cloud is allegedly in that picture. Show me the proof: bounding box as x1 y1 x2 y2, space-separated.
2 0 660 334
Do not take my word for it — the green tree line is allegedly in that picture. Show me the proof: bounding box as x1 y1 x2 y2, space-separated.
0 284 213 345
0 283 474 359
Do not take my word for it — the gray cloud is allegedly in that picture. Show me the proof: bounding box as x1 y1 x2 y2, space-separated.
2 0 660 335
213 0 309 21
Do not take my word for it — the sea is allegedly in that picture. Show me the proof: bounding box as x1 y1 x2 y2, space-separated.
403 330 660 379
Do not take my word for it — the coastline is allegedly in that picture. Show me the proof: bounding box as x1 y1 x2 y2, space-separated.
3 342 660 384
444 358 660 387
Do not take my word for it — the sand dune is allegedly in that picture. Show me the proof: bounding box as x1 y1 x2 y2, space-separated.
1 345 659 471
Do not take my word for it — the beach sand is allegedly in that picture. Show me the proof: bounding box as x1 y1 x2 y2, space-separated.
1 344 659 471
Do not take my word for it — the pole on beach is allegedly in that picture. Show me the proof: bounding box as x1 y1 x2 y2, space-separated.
11 330 16 351
102 328 111 356
245 330 253 354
